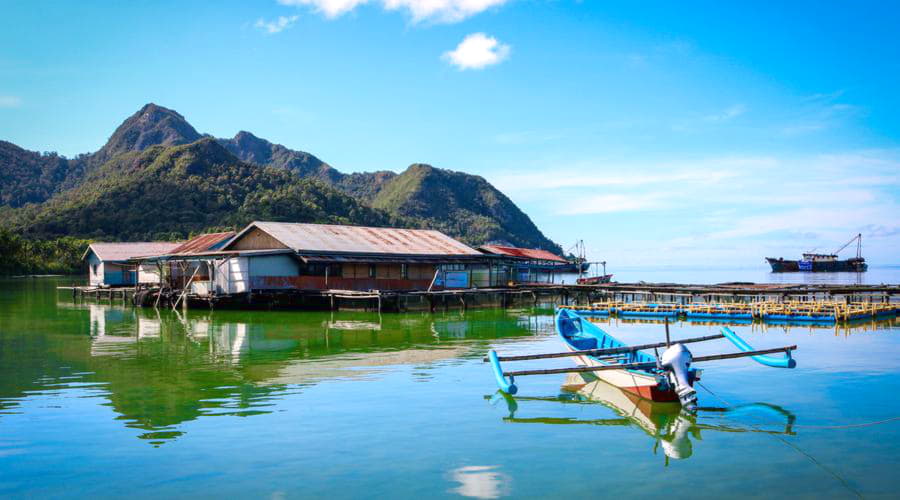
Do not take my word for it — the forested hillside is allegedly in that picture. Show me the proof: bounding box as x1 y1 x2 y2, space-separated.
0 102 562 273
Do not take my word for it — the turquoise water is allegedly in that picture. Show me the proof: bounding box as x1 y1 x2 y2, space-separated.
1 278 899 498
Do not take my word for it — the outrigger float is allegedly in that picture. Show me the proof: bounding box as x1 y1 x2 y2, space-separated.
487 309 796 410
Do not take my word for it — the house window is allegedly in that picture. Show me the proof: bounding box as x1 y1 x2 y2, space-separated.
92 264 98 275
401 264 408 279
369 264 376 278
299 263 343 276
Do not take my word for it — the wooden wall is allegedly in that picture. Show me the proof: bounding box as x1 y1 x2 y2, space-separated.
229 227 288 250
340 264 436 280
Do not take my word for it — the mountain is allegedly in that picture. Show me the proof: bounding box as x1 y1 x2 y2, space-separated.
0 103 561 253
218 131 339 182
217 141 559 250
0 141 81 207
90 103 202 166
371 164 558 251
8 139 394 240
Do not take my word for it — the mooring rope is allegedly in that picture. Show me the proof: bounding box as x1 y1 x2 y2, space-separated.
696 381 866 499
696 381 900 430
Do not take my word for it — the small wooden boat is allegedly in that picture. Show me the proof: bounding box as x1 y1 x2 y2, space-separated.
557 310 683 402
487 309 796 409
576 274 613 285
576 259 612 285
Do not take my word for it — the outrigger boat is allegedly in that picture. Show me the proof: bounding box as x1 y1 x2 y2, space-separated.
487 309 796 410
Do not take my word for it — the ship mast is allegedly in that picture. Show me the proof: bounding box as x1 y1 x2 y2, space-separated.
832 233 863 258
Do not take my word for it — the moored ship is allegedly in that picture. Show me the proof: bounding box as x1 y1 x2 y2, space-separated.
767 234 868 272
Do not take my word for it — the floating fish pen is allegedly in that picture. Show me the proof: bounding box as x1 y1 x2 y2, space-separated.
613 302 681 318
559 302 681 318
758 301 899 323
559 299 899 324
683 303 755 321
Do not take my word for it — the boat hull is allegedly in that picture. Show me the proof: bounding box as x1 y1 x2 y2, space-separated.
576 274 613 285
570 349 679 402
556 309 680 403
766 257 867 273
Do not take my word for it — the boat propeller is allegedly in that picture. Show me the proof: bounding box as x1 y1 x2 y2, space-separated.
660 343 698 411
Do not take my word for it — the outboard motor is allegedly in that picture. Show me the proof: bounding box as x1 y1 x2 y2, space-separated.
660 343 698 410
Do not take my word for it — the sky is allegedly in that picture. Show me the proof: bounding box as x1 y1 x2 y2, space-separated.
1 0 899 267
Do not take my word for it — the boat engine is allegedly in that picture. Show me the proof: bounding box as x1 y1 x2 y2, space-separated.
660 343 698 410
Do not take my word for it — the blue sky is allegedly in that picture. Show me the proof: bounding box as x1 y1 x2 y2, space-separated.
2 1 899 266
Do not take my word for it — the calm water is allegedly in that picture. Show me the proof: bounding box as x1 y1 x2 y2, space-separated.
1 278 899 499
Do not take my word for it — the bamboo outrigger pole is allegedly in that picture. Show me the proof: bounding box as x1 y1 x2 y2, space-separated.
484 333 726 363
502 345 797 377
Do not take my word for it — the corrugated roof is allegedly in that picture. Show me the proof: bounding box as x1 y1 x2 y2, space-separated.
478 244 568 263
229 222 481 256
301 254 490 264
83 242 182 262
169 232 236 255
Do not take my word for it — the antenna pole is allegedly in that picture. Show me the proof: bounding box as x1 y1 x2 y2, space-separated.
664 317 671 348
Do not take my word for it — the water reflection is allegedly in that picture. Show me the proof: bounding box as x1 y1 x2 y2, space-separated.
448 465 511 499
1 299 539 447
490 373 796 462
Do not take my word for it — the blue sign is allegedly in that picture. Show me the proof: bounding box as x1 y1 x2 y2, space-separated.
437 271 469 288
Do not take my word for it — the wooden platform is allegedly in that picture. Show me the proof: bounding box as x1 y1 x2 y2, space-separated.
58 280 899 312
57 286 136 302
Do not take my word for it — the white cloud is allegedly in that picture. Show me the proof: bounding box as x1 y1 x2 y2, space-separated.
0 95 22 108
490 150 900 241
559 193 667 215
277 0 506 22
778 90 863 136
383 0 507 23
704 103 746 122
486 149 900 266
492 157 763 193
277 0 367 18
255 15 300 34
442 33 510 70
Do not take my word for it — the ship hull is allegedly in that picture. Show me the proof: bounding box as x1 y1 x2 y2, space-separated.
766 257 868 273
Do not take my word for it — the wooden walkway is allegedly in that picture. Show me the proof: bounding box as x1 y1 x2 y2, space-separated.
57 286 136 302
57 280 899 312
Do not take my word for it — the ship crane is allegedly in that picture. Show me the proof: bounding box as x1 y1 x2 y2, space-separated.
832 233 863 259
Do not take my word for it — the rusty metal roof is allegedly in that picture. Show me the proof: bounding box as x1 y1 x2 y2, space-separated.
301 253 490 264
169 232 235 255
478 244 568 263
83 242 182 262
229 222 482 256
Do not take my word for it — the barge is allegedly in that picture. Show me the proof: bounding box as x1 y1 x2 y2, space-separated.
767 233 867 272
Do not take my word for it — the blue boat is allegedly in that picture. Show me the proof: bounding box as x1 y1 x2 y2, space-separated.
487 309 797 409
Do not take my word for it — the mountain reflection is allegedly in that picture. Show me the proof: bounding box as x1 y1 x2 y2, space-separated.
490 373 796 462
0 301 537 446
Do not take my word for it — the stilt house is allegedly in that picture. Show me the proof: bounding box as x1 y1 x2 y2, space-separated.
82 242 182 286
142 222 509 296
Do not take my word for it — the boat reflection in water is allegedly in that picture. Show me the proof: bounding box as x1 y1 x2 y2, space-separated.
491 373 796 462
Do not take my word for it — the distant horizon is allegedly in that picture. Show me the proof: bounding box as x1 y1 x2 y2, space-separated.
2 1 898 267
